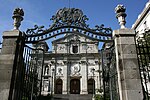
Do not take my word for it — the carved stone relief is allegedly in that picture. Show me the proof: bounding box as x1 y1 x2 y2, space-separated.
71 63 81 76
56 67 63 76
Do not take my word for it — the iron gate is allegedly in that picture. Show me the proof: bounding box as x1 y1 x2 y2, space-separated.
22 45 44 100
13 42 44 100
102 43 119 100
136 30 150 100
10 7 115 100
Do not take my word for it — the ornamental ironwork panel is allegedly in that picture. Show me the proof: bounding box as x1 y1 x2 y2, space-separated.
50 7 89 28
101 44 119 100
25 8 113 43
20 45 44 100
136 30 150 100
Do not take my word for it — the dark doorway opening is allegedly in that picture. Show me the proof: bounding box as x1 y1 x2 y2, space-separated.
55 79 63 94
88 79 95 94
70 79 80 94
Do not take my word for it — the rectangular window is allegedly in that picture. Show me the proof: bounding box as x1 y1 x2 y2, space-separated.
73 45 78 53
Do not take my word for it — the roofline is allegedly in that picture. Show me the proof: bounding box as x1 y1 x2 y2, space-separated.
132 1 150 29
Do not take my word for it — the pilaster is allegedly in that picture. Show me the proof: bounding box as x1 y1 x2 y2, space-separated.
62 65 68 94
80 64 88 94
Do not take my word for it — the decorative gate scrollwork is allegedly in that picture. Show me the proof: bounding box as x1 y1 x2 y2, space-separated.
25 8 113 44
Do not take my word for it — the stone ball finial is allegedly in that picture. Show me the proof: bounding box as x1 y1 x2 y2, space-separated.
115 4 127 29
12 8 24 30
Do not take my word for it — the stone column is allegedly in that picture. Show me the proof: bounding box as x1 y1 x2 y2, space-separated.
113 29 143 100
0 30 24 100
80 63 88 94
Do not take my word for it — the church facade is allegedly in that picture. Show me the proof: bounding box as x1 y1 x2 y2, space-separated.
39 33 102 95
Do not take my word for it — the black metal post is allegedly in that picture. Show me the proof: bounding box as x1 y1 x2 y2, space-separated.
91 68 95 100
51 68 55 98
101 49 106 100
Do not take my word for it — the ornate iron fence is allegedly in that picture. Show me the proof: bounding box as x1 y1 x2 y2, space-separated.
14 44 44 100
136 30 150 100
102 44 119 100
22 45 44 100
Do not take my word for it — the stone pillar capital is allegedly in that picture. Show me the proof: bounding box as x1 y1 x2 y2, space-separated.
3 30 23 37
113 29 135 38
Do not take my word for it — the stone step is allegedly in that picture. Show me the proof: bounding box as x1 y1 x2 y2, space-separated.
53 94 93 100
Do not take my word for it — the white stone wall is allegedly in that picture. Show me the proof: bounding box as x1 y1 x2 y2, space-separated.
42 34 101 95
132 1 150 37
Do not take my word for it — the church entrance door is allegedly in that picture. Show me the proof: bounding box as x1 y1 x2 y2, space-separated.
55 79 63 94
88 79 95 94
70 79 80 94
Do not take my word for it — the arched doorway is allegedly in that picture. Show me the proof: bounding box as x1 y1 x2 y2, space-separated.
70 79 80 94
88 79 95 94
55 79 63 94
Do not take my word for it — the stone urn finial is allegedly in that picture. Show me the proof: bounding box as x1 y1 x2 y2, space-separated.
12 8 24 30
115 4 127 29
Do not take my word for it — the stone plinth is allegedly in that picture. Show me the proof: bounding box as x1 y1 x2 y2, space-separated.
113 29 143 100
0 30 24 100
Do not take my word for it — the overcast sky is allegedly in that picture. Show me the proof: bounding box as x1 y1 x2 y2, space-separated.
0 0 149 48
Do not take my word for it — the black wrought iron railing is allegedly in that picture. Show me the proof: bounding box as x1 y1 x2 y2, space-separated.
13 45 44 100
19 45 44 100
108 47 119 100
102 44 119 100
136 30 150 100
0 42 2 53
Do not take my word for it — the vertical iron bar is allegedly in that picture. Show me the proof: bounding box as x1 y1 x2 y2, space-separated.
39 49 45 99
101 49 106 100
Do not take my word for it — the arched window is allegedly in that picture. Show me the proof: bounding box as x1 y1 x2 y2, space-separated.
44 65 49 75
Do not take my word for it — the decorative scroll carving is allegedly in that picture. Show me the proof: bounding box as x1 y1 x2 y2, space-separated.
50 7 89 29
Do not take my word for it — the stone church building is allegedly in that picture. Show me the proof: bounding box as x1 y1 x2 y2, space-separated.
38 32 102 95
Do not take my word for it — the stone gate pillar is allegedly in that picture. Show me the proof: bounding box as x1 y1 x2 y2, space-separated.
0 8 24 100
113 5 143 100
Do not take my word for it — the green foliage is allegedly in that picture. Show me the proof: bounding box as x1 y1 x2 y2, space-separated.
94 94 103 100
22 96 28 100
